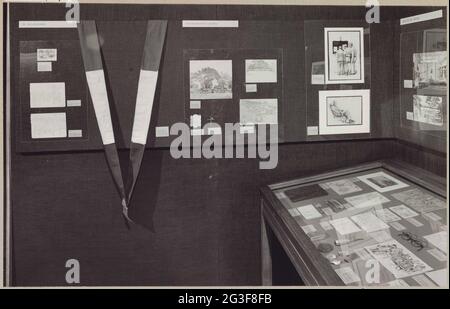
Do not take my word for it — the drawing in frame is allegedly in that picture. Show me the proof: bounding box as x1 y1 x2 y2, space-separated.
190 60 233 100
324 27 365 84
318 89 370 135
245 59 278 83
239 98 278 125
423 28 446 53
357 171 409 193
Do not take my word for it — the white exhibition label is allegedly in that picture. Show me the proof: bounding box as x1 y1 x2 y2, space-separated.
85 70 115 145
311 74 325 85
155 126 170 138
37 61 52 72
307 126 319 136
31 113 67 139
245 84 257 93
190 100 201 109
68 129 83 138
67 100 82 107
182 20 239 28
37 49 57 62
19 20 78 28
403 80 413 88
400 10 443 26
131 70 159 145
190 114 202 129
406 111 414 121
30 82 66 108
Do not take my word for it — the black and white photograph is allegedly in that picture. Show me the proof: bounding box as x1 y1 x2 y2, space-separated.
324 27 364 84
1 0 448 294
413 95 444 126
189 60 233 100
413 51 447 90
245 59 278 83
318 89 370 135
239 98 278 125
357 171 409 193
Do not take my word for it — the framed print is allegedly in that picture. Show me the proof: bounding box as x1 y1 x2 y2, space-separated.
318 89 370 135
357 171 409 193
239 98 278 125
189 60 233 100
245 59 277 83
413 95 444 127
423 29 446 52
413 51 447 90
324 27 364 84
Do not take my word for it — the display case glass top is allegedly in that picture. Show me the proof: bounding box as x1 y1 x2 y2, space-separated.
261 161 447 287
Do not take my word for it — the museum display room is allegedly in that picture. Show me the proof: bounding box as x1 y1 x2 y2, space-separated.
2 2 448 288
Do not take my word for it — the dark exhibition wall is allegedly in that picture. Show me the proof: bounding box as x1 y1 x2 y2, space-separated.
7 3 447 286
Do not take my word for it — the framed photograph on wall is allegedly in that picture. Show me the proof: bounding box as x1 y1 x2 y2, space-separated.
239 98 278 125
413 51 447 91
318 89 370 135
245 59 278 83
324 27 364 84
413 95 445 127
189 60 233 100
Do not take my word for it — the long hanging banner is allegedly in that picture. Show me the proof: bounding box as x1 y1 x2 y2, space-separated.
127 20 168 210
77 20 167 226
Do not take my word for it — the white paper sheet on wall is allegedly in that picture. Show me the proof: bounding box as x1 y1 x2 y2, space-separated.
68 129 83 138
31 113 67 139
37 61 52 72
37 48 57 62
30 82 66 108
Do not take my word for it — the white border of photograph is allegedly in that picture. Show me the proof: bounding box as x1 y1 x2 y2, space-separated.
358 171 409 193
318 89 370 135
324 27 365 84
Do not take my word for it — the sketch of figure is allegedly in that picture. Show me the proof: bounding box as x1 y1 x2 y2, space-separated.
329 101 355 124
319 89 370 135
349 42 358 75
326 96 363 127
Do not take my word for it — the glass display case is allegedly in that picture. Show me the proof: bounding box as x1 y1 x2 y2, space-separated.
260 160 447 287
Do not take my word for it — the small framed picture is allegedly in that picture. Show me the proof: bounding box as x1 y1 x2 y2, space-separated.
318 89 370 135
245 59 277 83
190 60 233 100
324 27 364 84
357 171 409 193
